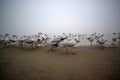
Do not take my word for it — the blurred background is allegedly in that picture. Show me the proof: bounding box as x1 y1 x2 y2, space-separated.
0 0 120 36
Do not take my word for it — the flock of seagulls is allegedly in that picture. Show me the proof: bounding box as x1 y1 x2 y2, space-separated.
0 32 120 52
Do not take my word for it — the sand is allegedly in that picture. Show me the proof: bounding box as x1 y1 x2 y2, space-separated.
0 46 120 80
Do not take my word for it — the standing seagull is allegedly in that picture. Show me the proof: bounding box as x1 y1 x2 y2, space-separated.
0 35 4 44
59 36 80 54
87 32 96 47
24 36 36 48
95 33 107 50
50 37 66 51
3 34 11 47
18 35 28 48
117 32 120 47
111 33 117 47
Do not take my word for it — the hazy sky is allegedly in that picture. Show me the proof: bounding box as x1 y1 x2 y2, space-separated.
0 0 120 35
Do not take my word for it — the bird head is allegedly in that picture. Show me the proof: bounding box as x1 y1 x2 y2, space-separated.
87 37 90 40
105 40 108 42
113 33 116 35
74 38 80 43
99 33 104 37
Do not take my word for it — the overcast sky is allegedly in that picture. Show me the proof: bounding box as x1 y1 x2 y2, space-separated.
0 0 120 35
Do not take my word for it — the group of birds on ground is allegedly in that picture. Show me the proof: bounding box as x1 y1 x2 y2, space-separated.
0 32 120 53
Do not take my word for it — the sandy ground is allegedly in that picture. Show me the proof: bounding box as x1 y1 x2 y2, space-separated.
0 46 120 80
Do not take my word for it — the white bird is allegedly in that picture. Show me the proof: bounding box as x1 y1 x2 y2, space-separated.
58 36 80 54
95 33 107 50
18 35 28 48
117 32 120 40
2 34 11 47
23 36 36 48
112 33 117 42
111 33 118 47
87 32 96 47
117 32 120 47
37 34 47 47
46 34 67 50
8 35 19 46
9 35 18 42
32 35 45 48
25 36 34 43
49 37 66 50
0 35 4 44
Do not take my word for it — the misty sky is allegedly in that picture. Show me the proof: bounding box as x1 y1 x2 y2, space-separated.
0 0 120 35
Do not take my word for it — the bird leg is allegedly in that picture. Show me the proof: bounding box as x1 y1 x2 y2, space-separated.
4 43 7 48
98 44 104 50
90 42 92 47
70 47 76 55
101 44 104 50
35 43 38 48
50 47 53 50
50 47 55 51
31 43 34 49
19 42 23 48
4 43 6 48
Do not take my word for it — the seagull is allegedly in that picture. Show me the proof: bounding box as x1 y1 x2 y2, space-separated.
111 33 118 47
50 37 66 50
112 33 117 42
87 32 96 47
95 33 107 50
0 35 4 44
18 35 28 48
2 34 11 47
117 32 120 47
23 36 36 48
58 36 80 54
9 35 18 42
